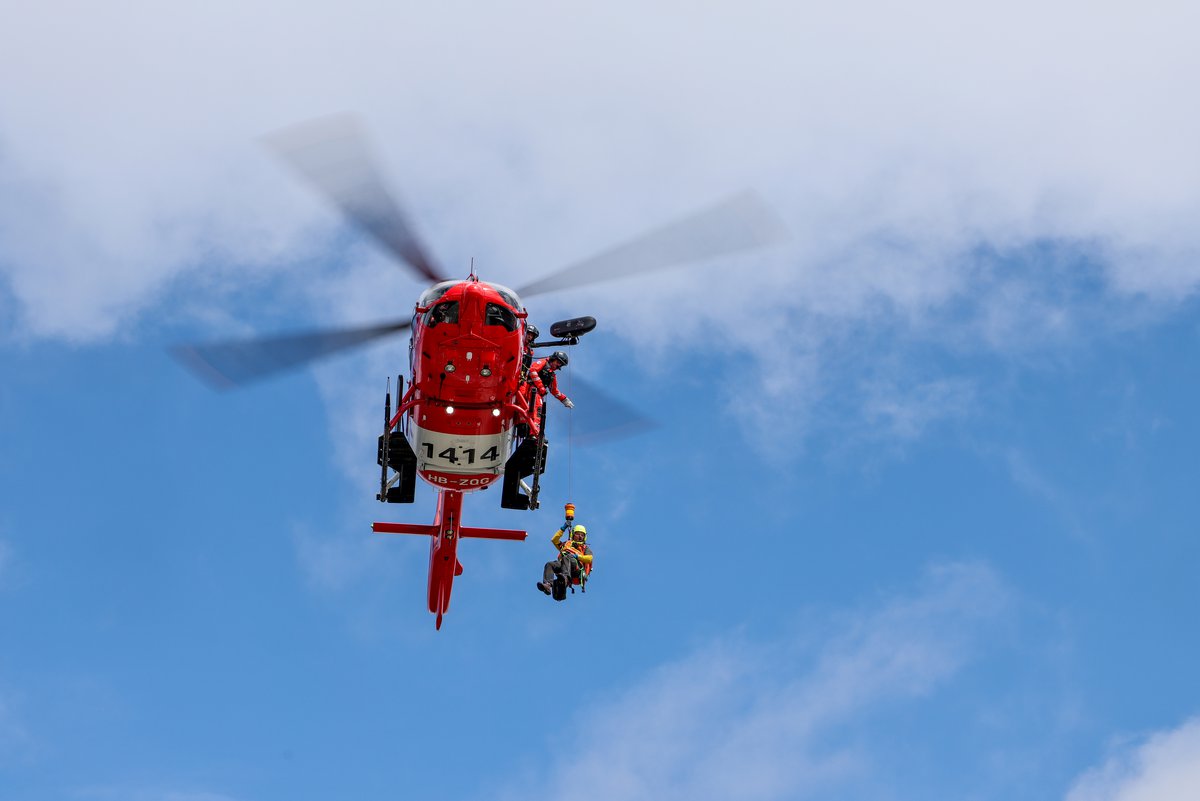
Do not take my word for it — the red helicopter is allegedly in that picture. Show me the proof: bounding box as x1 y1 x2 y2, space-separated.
176 116 784 628
368 275 596 629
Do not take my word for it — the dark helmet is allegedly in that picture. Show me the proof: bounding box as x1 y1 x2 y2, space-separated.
526 324 539 340
550 351 569 367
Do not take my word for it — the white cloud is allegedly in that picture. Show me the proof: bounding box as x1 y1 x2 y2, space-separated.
859 375 976 442
292 514 416 594
498 562 1010 801
1066 719 1200 801
2 2 1198 327
4 1 1198 447
293 526 375 593
1002 448 1092 542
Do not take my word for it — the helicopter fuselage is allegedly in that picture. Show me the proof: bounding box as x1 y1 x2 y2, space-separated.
375 276 540 628
402 276 531 493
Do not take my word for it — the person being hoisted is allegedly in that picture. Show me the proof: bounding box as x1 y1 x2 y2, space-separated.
537 522 593 600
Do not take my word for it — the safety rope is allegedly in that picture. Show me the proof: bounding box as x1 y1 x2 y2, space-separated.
567 362 574 502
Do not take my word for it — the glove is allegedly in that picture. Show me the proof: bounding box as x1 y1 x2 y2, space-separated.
561 397 574 409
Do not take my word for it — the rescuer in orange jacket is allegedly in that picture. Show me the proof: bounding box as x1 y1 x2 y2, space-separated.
520 350 572 440
531 351 573 409
537 524 593 598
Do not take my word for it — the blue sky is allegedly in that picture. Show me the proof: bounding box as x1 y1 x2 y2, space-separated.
4 3 1200 800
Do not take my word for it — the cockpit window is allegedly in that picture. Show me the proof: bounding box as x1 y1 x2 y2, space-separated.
425 300 459 328
485 282 523 311
484 302 518 332
418 281 459 308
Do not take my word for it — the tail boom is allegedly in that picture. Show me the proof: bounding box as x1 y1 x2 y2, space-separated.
373 489 527 629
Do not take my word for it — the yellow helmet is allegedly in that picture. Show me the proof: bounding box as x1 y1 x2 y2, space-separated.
572 524 587 538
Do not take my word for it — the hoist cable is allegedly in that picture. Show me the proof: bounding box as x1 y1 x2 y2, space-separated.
567 364 574 502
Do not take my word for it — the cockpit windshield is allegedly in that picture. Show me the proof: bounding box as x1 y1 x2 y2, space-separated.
485 302 518 331
485 282 523 311
425 301 459 328
418 280 460 308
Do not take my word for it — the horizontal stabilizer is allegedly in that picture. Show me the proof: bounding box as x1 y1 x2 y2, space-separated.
372 522 525 541
373 522 436 536
459 527 527 541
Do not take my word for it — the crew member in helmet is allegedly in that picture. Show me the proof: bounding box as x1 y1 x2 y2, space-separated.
530 350 573 410
537 523 593 598
520 323 540 382
516 324 547 438
519 350 572 439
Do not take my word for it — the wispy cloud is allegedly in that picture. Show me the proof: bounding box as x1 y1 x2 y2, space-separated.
0 538 10 586
0 692 32 766
497 562 1010 801
1002 448 1091 543
859 375 976 442
3 3 1199 336
1066 718 1200 801
292 526 375 593
291 516 412 594
75 789 246 801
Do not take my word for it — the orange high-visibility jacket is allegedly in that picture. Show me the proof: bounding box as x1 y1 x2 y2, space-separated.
530 358 567 401
552 528 593 573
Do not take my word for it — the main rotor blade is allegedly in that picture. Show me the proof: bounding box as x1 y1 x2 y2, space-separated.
173 319 412 389
547 373 655 445
515 191 787 298
265 115 447 284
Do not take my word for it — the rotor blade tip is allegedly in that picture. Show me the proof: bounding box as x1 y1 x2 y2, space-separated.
169 345 237 391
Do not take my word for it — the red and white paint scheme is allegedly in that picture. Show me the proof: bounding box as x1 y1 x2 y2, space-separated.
175 118 781 629
405 278 527 491
374 276 535 629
